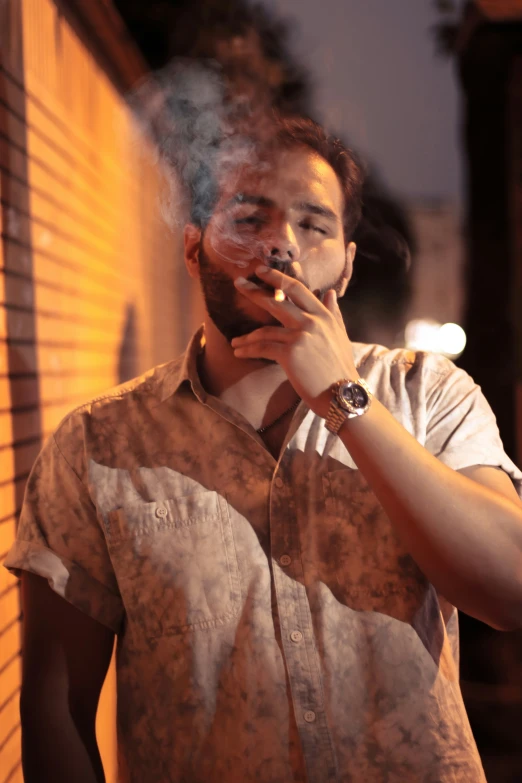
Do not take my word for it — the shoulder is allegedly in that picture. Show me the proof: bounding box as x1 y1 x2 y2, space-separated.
352 343 478 426
353 342 458 383
65 354 183 419
51 355 185 474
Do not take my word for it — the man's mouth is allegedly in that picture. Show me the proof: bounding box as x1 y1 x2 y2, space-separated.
243 275 288 304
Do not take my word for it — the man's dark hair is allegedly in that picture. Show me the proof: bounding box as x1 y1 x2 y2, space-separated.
190 113 365 243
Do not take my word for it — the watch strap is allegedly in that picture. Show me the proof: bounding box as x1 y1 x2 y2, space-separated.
324 377 372 434
324 401 349 434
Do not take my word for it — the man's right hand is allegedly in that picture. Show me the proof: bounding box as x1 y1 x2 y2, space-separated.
20 572 115 783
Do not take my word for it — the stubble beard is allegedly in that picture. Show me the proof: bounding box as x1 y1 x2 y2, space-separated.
197 242 349 345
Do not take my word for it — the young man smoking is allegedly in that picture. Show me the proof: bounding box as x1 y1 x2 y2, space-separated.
8 115 522 783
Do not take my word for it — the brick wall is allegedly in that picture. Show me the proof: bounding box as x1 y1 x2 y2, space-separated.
0 0 199 779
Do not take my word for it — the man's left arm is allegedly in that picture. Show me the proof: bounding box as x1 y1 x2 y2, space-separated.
337 397 522 631
231 265 522 632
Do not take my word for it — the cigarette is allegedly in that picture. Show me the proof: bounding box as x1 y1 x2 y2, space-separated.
274 288 286 302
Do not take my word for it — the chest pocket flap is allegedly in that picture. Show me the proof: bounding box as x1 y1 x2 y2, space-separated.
107 490 242 641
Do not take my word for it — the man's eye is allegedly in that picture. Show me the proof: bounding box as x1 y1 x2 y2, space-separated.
299 221 327 235
234 215 266 227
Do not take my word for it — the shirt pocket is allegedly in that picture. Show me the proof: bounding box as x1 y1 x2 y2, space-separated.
321 468 428 620
107 489 242 641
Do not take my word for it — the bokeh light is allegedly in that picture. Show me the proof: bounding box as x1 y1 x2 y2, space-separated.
405 319 467 358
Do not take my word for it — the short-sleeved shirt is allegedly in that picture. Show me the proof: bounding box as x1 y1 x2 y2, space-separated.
6 326 522 783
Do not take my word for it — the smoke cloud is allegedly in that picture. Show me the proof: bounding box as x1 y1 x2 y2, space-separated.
128 58 281 268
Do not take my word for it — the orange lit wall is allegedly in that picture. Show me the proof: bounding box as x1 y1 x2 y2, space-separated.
0 0 200 779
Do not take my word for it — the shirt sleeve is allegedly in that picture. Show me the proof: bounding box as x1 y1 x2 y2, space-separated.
4 427 123 633
424 354 522 500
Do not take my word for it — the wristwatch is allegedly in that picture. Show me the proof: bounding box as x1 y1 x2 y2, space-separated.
324 378 372 434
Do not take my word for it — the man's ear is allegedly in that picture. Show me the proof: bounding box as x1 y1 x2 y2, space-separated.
339 242 356 298
184 224 202 280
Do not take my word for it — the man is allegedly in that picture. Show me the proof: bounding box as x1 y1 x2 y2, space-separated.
7 115 522 783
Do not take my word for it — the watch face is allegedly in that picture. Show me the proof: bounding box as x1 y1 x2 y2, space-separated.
339 382 369 410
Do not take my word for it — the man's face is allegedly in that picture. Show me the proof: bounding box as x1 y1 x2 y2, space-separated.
188 146 354 342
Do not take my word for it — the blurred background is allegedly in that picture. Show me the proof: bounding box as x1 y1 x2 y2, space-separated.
1 0 521 780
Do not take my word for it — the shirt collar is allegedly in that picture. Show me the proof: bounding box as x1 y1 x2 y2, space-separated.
160 325 207 403
159 324 370 404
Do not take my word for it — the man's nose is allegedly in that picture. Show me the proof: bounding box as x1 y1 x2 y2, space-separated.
266 222 299 268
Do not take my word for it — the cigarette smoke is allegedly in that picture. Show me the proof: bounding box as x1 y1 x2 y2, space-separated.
128 58 281 268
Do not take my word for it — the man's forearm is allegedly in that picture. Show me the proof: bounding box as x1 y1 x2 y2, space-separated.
338 397 522 630
21 701 105 783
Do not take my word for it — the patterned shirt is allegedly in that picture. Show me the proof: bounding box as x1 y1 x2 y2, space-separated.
6 326 522 782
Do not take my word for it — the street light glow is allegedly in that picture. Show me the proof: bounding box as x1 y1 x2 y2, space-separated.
405 319 467 358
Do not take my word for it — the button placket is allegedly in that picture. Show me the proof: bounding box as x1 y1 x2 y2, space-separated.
269 459 336 778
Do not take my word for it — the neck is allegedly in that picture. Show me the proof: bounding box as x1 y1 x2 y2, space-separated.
198 319 296 430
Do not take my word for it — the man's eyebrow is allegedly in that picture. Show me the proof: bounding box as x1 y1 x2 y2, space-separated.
294 201 339 221
225 193 275 209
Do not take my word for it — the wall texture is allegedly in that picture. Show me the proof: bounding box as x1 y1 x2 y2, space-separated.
0 0 197 779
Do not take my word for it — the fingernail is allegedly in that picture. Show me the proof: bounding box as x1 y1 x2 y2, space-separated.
235 277 256 288
255 265 269 274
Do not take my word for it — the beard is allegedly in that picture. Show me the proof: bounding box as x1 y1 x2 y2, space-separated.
198 242 349 344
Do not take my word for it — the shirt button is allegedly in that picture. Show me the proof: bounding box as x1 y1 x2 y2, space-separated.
155 506 168 518
304 710 316 723
290 630 303 643
280 554 292 567
274 477 284 488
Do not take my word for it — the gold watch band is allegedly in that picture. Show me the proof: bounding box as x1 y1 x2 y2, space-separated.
324 400 349 434
324 378 372 434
